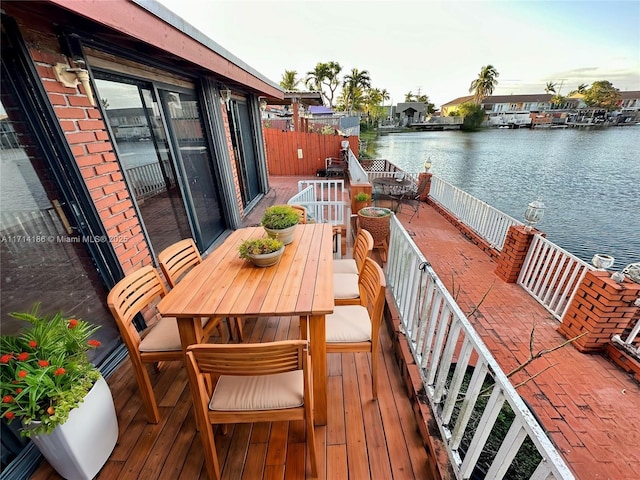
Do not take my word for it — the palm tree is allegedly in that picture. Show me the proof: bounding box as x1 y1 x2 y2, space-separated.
545 81 557 95
469 65 499 104
321 61 342 108
304 64 325 93
379 88 390 105
304 62 342 107
343 68 371 113
568 83 589 96
280 70 300 91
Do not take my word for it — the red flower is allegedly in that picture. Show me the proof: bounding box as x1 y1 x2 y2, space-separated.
87 339 101 348
4 412 14 420
17 370 27 378
15 388 22 394
53 368 66 376
0 354 13 363
38 360 50 367
17 352 29 361
28 340 37 348
3 395 14 403
68 319 78 329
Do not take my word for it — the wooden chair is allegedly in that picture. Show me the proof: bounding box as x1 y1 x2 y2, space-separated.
289 204 308 224
158 238 242 341
185 340 318 480
107 265 199 423
333 228 374 306
302 257 386 398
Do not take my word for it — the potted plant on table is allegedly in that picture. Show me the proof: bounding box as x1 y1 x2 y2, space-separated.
238 237 285 267
1 304 118 480
261 204 300 245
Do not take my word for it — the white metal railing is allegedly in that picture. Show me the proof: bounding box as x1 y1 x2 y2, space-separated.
367 170 419 184
125 160 175 199
518 235 594 321
386 216 575 480
429 176 521 250
287 180 346 226
347 149 368 185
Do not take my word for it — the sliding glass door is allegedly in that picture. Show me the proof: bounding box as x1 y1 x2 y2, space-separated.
94 77 226 253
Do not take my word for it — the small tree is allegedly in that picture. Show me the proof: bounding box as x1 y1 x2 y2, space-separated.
583 80 622 111
457 102 486 131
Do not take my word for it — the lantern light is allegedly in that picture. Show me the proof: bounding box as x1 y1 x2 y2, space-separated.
523 199 545 231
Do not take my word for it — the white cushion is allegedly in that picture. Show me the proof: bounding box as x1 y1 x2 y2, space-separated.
209 370 303 411
333 258 358 274
333 273 359 299
326 305 371 343
139 317 207 352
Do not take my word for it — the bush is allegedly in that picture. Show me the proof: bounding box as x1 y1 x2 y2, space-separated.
261 205 300 230
238 238 284 258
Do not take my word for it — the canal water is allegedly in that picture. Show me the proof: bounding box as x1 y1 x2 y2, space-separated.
372 126 640 271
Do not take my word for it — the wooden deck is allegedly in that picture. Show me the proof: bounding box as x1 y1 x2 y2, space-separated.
31 312 434 480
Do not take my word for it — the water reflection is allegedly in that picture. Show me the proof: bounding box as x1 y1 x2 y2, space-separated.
374 127 640 270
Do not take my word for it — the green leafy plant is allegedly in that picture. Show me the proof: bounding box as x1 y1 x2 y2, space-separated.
238 237 284 259
354 192 370 202
261 205 300 230
0 304 102 437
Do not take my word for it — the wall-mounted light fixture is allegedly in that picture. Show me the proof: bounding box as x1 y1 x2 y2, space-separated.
523 199 545 231
54 63 95 106
219 86 232 109
259 98 268 112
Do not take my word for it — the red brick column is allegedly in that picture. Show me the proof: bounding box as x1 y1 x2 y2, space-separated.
558 271 640 353
494 225 542 283
418 172 432 201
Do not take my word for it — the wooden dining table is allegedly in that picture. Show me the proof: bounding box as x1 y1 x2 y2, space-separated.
156 223 334 425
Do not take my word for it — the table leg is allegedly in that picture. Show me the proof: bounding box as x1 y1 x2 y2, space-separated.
309 314 327 425
176 316 204 351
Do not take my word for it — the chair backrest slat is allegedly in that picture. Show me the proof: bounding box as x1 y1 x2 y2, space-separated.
188 340 306 376
353 229 374 274
158 238 202 288
358 258 386 326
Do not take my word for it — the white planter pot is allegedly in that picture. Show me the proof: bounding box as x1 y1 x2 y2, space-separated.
28 375 118 480
264 224 297 245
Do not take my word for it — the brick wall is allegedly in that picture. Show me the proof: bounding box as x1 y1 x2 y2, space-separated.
22 22 151 274
558 270 640 353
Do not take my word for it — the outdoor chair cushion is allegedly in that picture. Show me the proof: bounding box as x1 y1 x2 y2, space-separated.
333 258 358 274
333 273 360 299
209 370 304 411
139 317 208 352
326 305 372 343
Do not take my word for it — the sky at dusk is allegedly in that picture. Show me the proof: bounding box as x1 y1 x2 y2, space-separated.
156 0 640 107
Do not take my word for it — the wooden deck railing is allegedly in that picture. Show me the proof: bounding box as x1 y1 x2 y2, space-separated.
386 216 575 480
429 176 521 250
518 235 593 321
